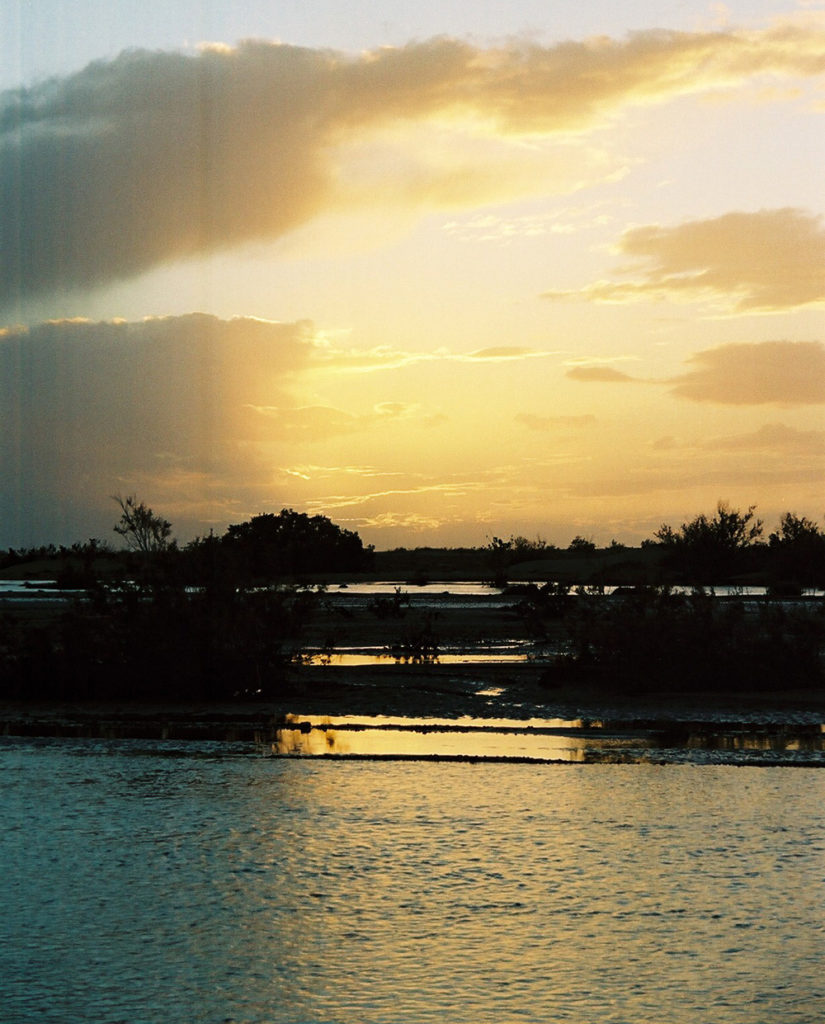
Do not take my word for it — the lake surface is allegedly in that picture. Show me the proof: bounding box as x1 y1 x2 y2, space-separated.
3 736 824 1023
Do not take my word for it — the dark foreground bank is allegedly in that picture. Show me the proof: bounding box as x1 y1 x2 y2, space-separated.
2 573 824 724
3 652 825 747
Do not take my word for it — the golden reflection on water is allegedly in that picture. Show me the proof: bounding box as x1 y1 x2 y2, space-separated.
273 714 825 764
302 651 532 666
274 724 590 761
8 743 825 1023
275 714 623 763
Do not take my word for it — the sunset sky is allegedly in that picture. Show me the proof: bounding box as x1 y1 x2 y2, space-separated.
1 1 824 550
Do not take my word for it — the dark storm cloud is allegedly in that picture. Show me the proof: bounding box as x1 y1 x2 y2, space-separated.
0 314 316 545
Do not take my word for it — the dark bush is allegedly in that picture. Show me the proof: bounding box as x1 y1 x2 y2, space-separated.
555 586 825 694
0 577 318 702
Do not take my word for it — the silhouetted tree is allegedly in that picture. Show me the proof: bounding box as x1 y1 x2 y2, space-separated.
768 512 825 590
655 501 763 583
567 535 596 553
484 534 552 585
220 509 372 579
112 495 173 553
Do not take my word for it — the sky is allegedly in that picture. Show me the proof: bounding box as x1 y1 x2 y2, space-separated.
1 0 824 550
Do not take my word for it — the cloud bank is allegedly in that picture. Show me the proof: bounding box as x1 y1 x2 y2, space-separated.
3 22 825 302
0 314 320 543
704 423 825 453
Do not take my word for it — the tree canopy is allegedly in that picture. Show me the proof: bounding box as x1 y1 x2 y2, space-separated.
654 502 764 583
213 508 372 578
112 495 173 554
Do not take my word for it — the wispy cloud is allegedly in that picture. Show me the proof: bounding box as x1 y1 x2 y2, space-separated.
306 479 484 513
516 413 597 430
544 209 825 312
278 464 406 481
463 346 550 362
3 22 825 302
702 422 825 453
441 203 622 244
356 511 445 533
566 366 639 383
249 401 443 442
312 343 553 373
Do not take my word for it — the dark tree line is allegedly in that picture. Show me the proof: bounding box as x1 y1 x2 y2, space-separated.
654 502 825 589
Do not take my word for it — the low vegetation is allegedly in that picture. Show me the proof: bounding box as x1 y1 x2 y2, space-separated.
546 585 825 695
0 578 316 701
1 498 823 702
0 501 370 701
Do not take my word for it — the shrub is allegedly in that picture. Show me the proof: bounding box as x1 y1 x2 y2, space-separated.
555 586 825 694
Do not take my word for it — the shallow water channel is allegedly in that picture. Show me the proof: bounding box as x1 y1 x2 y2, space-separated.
2 737 823 1024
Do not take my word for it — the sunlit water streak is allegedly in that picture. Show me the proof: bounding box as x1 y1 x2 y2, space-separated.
2 737 824 1024
273 714 825 766
302 645 536 666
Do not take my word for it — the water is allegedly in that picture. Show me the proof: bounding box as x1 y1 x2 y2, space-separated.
331 581 500 596
273 713 825 765
2 737 824 1023
302 646 533 666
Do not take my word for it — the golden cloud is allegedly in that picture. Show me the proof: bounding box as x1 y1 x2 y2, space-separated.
566 340 825 404
544 209 825 312
3 23 825 302
670 340 825 404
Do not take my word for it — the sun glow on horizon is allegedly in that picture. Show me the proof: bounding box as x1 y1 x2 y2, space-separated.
1 4 823 549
